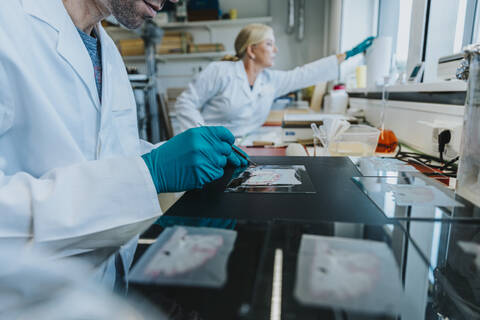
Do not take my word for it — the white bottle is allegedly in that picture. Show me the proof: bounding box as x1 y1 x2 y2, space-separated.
323 84 349 114
176 0 187 22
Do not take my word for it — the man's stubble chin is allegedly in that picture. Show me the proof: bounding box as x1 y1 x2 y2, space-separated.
108 0 145 29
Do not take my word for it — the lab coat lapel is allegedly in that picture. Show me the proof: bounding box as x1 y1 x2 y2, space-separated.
23 0 101 111
97 25 115 126
234 61 254 99
57 27 102 111
253 77 266 99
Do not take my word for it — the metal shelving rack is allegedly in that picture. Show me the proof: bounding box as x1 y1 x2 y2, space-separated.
106 17 273 142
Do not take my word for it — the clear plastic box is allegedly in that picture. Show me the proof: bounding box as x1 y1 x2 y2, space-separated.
328 125 381 156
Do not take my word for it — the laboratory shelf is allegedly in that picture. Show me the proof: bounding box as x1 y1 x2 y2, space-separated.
123 51 234 63
105 17 273 42
348 80 467 94
153 16 273 29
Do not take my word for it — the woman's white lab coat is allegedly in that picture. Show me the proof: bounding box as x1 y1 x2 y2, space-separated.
175 56 339 137
0 0 161 286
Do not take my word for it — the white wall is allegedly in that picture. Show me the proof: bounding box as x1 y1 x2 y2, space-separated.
339 0 378 83
340 0 377 52
269 0 328 70
377 0 399 53
350 97 464 158
406 0 428 76
423 0 461 82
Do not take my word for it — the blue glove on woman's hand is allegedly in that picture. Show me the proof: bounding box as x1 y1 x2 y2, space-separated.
142 126 248 193
345 36 375 60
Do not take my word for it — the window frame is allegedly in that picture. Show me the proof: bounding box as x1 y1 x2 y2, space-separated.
469 0 480 44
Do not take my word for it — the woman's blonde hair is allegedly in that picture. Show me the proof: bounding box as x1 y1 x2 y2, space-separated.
222 24 274 62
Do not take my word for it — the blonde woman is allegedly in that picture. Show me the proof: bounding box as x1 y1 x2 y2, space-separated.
175 23 373 137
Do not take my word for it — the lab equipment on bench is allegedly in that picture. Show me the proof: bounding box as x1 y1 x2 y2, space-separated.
366 37 392 87
352 175 465 220
225 165 316 193
323 84 349 114
356 65 367 88
408 62 425 83
375 129 398 153
328 125 380 156
281 113 355 142
437 52 465 81
377 75 398 153
350 157 418 177
456 44 480 207
311 118 350 154
438 53 463 81
286 143 309 156
312 122 380 157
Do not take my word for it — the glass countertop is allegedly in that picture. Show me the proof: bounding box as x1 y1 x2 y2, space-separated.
351 174 479 221
130 218 450 320
400 219 480 319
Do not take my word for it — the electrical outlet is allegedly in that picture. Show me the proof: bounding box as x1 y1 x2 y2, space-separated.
417 120 462 159
432 127 450 144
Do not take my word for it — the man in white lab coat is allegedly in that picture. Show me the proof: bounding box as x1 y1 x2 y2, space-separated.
0 244 167 319
0 0 247 287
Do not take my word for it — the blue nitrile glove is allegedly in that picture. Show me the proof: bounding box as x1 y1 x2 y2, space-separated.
142 126 248 193
345 36 375 60
228 145 249 168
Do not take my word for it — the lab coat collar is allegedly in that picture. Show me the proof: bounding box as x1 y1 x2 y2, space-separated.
98 25 116 109
23 0 101 111
234 60 248 81
234 60 256 98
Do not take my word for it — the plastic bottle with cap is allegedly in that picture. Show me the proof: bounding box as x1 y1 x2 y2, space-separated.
323 84 349 114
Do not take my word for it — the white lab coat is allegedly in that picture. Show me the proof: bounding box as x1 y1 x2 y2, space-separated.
0 244 167 319
0 0 161 286
175 56 339 137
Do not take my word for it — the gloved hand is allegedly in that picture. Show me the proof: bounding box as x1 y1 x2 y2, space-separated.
142 126 248 193
345 36 375 60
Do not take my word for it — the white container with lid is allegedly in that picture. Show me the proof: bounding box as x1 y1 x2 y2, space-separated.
324 84 349 114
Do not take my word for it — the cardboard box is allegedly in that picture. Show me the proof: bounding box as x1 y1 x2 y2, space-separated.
188 43 225 53
117 38 144 56
187 9 219 21
117 32 193 56
157 31 192 54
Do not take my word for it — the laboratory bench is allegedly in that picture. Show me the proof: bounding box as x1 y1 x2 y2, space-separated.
239 145 287 157
127 156 480 319
131 219 480 319
162 156 389 225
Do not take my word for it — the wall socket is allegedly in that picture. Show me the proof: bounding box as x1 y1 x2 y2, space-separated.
417 120 462 159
